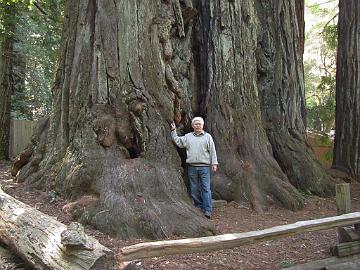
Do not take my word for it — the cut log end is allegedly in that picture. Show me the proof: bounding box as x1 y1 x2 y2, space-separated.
0 187 115 270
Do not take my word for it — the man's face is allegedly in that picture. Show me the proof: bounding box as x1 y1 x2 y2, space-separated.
192 121 204 134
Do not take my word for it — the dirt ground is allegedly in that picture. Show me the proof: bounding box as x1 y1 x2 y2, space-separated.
1 160 359 270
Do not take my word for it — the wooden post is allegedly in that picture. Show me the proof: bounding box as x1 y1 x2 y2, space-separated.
336 183 351 215
336 183 352 243
334 240 360 257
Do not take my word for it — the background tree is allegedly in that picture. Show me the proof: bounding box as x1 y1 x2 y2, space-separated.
194 1 304 212
0 0 62 160
17 0 333 238
332 0 360 179
11 0 63 120
0 2 16 160
255 0 333 195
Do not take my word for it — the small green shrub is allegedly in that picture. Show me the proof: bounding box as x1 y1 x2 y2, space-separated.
278 260 296 268
49 190 58 203
324 150 333 162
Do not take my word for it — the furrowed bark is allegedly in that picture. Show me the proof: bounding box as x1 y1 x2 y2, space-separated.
255 0 334 195
18 0 213 239
193 0 304 210
0 4 16 160
16 0 336 240
333 0 360 180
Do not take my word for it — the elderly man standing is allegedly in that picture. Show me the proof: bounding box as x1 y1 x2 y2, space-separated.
171 117 218 219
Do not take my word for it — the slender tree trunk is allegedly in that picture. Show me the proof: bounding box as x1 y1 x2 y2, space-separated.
255 0 333 195
12 39 29 119
0 5 15 160
333 0 360 180
296 0 305 56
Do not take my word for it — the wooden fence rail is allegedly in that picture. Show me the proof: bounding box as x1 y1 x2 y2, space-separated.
118 212 360 263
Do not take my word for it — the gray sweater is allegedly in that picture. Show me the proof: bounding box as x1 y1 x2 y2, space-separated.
171 130 218 166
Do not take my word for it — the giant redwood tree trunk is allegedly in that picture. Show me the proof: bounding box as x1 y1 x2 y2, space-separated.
333 0 360 180
17 0 331 239
193 1 304 211
0 4 15 160
18 0 213 239
255 0 333 195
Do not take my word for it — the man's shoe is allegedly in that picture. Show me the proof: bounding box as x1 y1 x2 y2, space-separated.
204 212 211 219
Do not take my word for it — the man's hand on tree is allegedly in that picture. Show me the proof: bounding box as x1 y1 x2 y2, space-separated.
170 121 176 131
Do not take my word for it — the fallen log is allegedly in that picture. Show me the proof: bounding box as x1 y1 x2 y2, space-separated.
0 186 115 270
0 244 28 270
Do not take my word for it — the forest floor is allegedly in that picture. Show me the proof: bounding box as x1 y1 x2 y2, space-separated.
1 160 360 270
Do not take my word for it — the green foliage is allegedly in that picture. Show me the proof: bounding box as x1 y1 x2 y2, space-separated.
0 2 16 39
315 133 333 147
305 1 337 133
278 260 296 268
300 189 313 198
0 0 33 5
324 150 333 162
0 0 33 36
1 0 63 120
323 24 337 50
306 74 335 133
49 190 57 203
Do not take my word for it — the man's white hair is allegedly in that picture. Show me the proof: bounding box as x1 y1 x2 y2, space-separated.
191 116 204 125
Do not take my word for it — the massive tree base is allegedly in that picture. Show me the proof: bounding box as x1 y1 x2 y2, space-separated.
0 186 115 270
